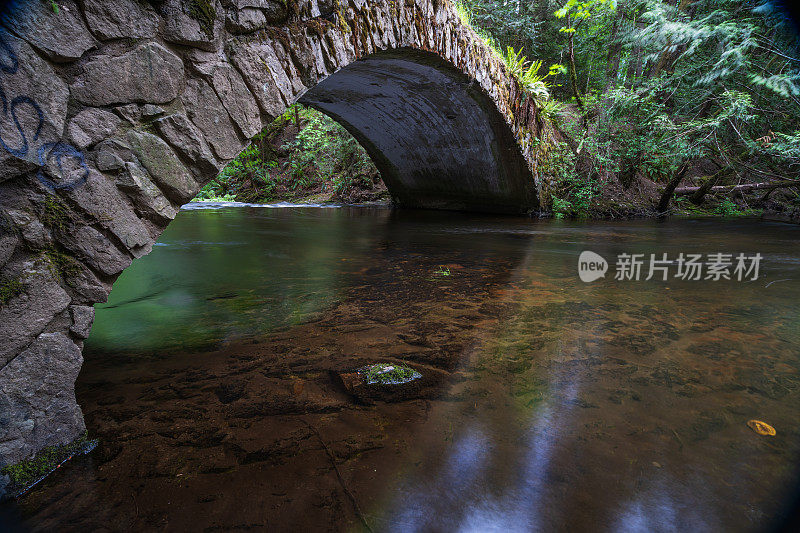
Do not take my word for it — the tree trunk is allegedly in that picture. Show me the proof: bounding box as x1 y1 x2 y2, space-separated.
605 7 622 89
657 162 690 214
566 14 585 117
689 177 719 205
624 46 641 88
688 166 731 204
647 0 694 81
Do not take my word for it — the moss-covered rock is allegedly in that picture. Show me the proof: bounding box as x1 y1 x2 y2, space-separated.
188 0 217 38
0 431 98 500
41 247 83 282
336 362 449 405
0 276 23 305
40 195 73 233
361 363 421 385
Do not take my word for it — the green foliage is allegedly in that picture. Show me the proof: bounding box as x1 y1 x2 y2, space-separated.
592 83 765 189
554 0 614 22
1 431 97 496
455 1 473 26
193 186 237 202
282 106 375 194
544 141 598 218
195 144 268 201
716 198 743 217
755 130 800 168
361 363 421 385
197 105 379 203
501 46 556 102
0 276 23 305
539 98 565 120
433 266 451 277
456 0 540 54
50 1 59 14
455 2 553 102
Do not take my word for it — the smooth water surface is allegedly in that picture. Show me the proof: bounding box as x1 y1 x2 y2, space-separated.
4 206 800 532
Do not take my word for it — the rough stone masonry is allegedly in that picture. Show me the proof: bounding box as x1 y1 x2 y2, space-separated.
0 0 554 484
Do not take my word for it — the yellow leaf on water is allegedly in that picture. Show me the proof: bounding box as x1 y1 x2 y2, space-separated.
747 419 776 436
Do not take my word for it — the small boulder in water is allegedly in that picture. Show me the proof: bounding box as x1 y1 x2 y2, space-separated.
336 362 425 404
361 363 421 385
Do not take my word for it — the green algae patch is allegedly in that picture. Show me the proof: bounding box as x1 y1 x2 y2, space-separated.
0 276 23 305
41 247 82 281
188 0 216 38
40 195 73 233
361 363 421 385
1 432 98 499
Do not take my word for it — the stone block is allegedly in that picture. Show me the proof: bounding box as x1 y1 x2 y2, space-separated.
0 29 69 181
71 43 185 106
162 0 223 52
1 0 95 62
154 114 220 176
93 139 132 172
0 332 86 466
116 162 179 224
225 7 267 34
230 39 290 120
209 63 262 139
67 108 121 150
127 130 200 203
82 0 160 40
55 223 132 277
63 170 152 255
0 263 71 367
68 305 94 339
182 78 244 160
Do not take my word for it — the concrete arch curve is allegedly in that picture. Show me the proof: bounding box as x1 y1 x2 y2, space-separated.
0 0 553 472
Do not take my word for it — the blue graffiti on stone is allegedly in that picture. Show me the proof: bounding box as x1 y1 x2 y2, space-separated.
0 95 43 158
0 33 87 191
36 142 89 191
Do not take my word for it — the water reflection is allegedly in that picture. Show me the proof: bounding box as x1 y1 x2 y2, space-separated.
88 206 394 354
367 218 800 532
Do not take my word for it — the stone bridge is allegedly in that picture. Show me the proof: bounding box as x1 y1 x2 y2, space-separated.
0 0 553 476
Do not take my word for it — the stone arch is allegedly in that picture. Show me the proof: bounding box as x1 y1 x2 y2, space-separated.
0 0 553 472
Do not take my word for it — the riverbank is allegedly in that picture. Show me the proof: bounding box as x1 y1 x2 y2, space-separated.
534 103 800 221
194 105 389 206
195 105 798 221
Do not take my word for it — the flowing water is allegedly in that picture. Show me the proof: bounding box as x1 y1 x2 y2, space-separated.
3 205 800 532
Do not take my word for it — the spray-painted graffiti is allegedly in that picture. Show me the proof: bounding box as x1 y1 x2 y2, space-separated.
0 33 88 191
36 142 89 191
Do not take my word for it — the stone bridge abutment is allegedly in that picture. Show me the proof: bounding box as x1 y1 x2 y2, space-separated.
0 0 552 480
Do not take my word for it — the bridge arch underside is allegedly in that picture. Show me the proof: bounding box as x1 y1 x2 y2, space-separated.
301 50 537 213
0 0 553 480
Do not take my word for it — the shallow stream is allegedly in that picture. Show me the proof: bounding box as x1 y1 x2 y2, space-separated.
4 205 800 532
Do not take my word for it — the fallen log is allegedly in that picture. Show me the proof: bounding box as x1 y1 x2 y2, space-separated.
674 180 800 195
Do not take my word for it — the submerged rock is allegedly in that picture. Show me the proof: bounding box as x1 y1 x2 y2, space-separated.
361 363 421 385
337 363 444 405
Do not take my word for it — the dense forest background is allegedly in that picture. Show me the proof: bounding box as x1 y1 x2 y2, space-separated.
198 0 800 220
